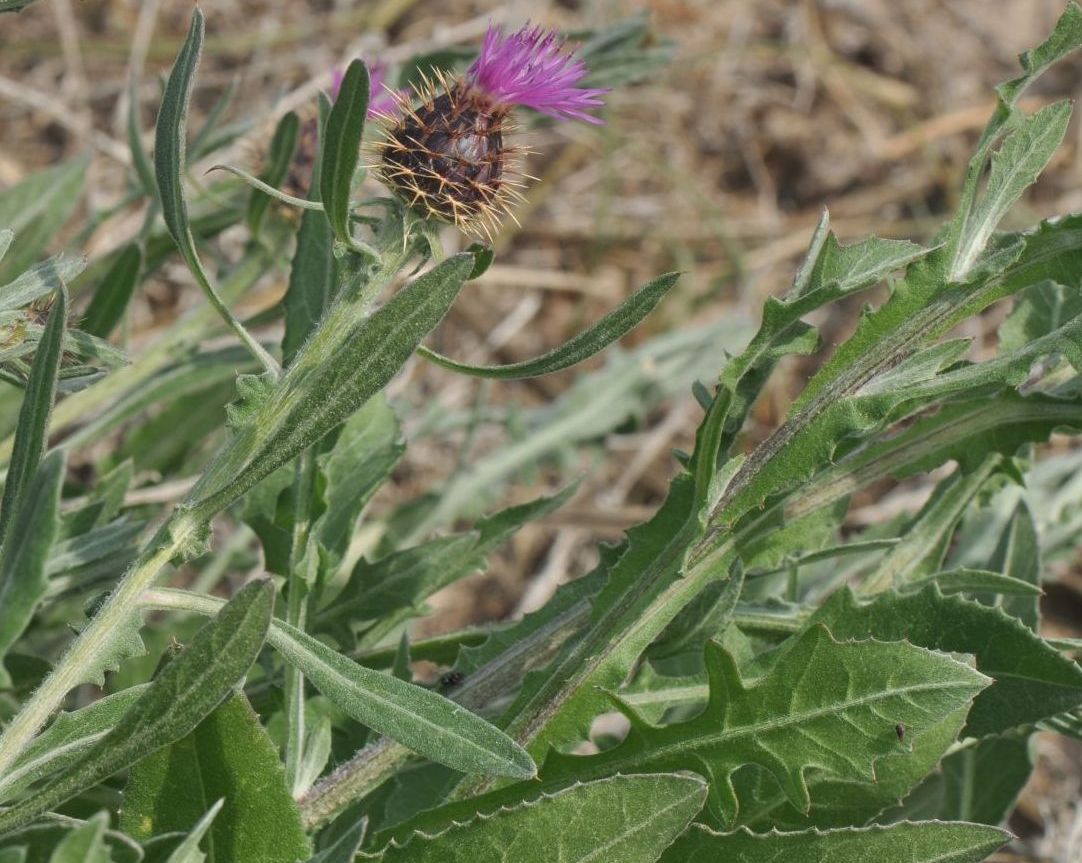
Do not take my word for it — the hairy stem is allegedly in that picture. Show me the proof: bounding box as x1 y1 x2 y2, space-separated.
0 512 199 776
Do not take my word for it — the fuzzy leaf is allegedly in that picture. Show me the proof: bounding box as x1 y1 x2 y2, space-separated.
82 244 143 339
0 580 273 835
418 272 679 378
659 821 1008 863
367 773 707 863
320 59 369 248
283 100 334 365
322 486 574 643
187 253 473 519
268 619 535 781
950 101 1072 281
0 450 64 686
153 10 205 262
120 695 311 863
0 821 141 863
912 568 1042 598
312 395 404 567
0 286 65 546
807 585 1082 736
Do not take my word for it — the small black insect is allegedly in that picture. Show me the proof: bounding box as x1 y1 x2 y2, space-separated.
895 722 906 742
440 670 465 688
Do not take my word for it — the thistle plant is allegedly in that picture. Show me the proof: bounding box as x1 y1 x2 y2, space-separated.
1 4 1082 863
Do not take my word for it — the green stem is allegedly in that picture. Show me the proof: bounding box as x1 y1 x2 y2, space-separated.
0 512 199 777
284 448 316 794
180 242 281 380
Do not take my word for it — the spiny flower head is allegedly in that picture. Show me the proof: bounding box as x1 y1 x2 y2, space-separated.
375 23 608 238
331 60 401 118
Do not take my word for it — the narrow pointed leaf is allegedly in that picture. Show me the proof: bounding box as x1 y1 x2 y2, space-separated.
247 111 300 235
45 814 111 863
308 818 367 863
0 450 64 686
418 273 679 378
0 286 66 545
950 101 1072 281
320 60 369 246
189 253 473 517
268 619 535 780
0 254 85 312
82 244 143 338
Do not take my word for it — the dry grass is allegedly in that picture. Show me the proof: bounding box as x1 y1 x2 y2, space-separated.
3 1 1082 858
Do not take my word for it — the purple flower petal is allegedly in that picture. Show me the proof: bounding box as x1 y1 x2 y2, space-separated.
467 24 609 123
331 60 402 119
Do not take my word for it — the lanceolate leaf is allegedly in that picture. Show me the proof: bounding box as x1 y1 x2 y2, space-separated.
267 619 536 781
82 244 143 339
0 580 273 835
283 97 334 365
321 486 575 643
120 695 311 863
417 272 679 379
308 818 368 863
153 8 279 376
0 820 141 863
806 585 1082 736
706 211 928 459
0 286 66 545
188 253 473 518
154 9 205 251
0 450 64 687
320 59 370 248
658 821 1009 863
367 774 707 863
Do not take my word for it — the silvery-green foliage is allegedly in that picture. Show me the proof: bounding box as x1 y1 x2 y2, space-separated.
2 6 1082 863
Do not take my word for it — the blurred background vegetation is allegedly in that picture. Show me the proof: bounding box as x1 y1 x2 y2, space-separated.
2 2 1082 858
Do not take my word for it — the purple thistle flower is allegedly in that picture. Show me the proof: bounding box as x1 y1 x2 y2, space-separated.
466 24 608 124
331 60 401 119
375 23 609 236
